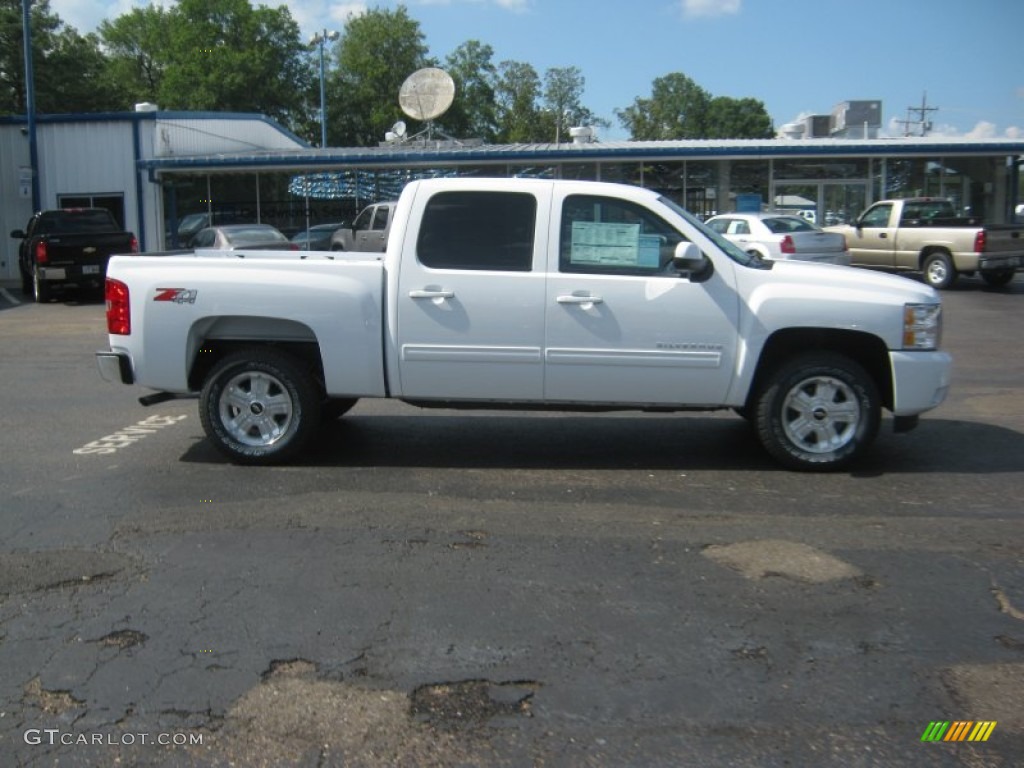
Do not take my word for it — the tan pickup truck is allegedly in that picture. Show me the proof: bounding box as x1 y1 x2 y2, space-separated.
826 198 1024 289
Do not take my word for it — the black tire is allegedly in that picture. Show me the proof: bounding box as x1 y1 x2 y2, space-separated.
922 251 957 290
20 268 32 296
199 348 321 465
32 267 52 303
321 398 358 422
754 353 881 471
980 269 1015 288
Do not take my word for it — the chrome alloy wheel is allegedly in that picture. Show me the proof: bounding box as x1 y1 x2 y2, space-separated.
780 374 862 455
218 369 295 448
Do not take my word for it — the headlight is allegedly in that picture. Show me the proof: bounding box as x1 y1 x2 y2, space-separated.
903 303 942 350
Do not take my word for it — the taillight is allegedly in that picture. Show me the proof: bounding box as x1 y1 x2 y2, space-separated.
105 278 131 335
35 240 48 265
974 230 986 253
129 235 139 253
781 235 796 255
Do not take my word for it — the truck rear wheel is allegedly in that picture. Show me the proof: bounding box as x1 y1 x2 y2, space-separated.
922 251 956 290
754 353 880 471
32 267 52 303
199 348 320 465
980 269 1015 288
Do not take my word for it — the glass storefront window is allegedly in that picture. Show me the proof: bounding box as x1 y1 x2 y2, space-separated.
729 160 770 211
642 162 686 206
775 158 868 180
599 162 642 186
561 163 599 181
685 161 718 218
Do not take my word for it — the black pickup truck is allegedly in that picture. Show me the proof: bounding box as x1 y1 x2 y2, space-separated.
12 208 138 302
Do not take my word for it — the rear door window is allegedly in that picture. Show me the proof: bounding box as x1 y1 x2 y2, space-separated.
417 191 537 271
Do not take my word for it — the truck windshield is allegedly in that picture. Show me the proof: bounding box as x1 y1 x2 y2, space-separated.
657 196 763 267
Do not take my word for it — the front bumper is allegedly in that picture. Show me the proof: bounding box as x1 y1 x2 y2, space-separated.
889 350 952 415
96 350 134 384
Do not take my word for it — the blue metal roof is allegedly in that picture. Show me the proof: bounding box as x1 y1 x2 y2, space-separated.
136 135 1024 174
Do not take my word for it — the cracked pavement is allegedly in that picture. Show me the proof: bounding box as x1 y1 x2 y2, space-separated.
0 281 1022 766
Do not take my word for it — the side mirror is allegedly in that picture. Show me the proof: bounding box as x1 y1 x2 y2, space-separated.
10 229 26 239
672 241 709 274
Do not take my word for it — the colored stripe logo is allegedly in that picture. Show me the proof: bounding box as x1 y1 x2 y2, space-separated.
921 721 997 742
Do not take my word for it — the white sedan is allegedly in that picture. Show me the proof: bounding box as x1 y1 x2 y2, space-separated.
705 212 850 265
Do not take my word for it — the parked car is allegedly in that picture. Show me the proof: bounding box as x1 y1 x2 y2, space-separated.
191 224 297 251
705 212 850 265
290 223 346 251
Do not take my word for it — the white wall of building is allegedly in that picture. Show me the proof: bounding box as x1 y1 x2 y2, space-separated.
0 111 307 280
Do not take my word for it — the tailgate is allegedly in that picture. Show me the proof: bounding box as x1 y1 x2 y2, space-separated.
982 225 1024 256
42 233 135 268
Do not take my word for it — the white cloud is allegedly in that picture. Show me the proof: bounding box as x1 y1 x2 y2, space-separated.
964 121 998 140
681 0 741 18
329 3 368 25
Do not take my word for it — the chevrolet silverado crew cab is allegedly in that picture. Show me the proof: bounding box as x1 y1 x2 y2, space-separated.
96 178 951 471
826 198 1024 289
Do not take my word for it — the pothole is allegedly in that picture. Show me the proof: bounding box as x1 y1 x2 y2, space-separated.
24 677 84 715
702 540 862 583
96 629 148 650
409 679 538 728
192 662 533 766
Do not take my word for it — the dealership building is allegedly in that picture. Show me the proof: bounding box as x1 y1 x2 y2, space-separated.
2 104 1023 282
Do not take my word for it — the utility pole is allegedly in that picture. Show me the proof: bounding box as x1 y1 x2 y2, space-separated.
896 91 939 137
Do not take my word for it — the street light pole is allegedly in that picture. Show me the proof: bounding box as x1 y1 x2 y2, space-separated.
22 0 40 211
310 29 339 148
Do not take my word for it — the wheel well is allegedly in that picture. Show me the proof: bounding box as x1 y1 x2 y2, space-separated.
919 246 952 270
188 339 325 394
748 328 893 410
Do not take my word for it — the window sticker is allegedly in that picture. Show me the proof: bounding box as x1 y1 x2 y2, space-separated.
570 222 661 267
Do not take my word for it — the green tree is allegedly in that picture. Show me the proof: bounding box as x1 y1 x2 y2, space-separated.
329 5 429 146
1 0 121 115
494 60 542 143
441 40 498 142
704 96 774 139
99 0 311 130
98 6 174 105
616 72 711 140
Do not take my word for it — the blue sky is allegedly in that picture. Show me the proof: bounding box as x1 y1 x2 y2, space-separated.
53 0 1024 141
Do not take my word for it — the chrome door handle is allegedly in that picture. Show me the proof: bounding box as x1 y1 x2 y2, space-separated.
556 294 604 305
409 289 455 299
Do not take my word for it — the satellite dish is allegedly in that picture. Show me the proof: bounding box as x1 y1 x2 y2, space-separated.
399 68 455 122
392 120 407 138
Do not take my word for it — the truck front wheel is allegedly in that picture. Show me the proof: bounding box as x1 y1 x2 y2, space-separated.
200 349 321 465
922 251 956 290
754 353 880 471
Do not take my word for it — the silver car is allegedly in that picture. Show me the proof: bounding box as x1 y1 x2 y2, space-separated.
705 212 850 265
191 224 296 251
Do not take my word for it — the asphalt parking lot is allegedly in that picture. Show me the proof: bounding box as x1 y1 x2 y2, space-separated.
0 275 1022 767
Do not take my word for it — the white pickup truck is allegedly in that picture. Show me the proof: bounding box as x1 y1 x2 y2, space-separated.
96 178 951 471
